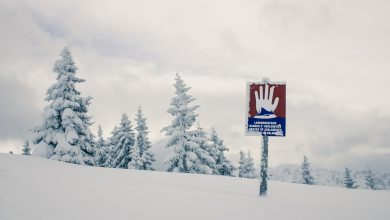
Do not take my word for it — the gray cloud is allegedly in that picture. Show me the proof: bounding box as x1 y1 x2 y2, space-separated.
0 0 389 172
0 75 40 140
30 9 68 39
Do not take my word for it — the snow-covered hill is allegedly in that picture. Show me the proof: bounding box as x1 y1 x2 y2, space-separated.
270 164 390 189
1 153 389 220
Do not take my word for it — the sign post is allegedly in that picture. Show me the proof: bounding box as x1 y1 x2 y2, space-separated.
260 135 268 196
245 78 286 197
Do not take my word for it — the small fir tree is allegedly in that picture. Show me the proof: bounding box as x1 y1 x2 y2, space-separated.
238 150 246 178
109 114 135 169
32 47 95 165
365 168 377 190
245 151 257 178
191 124 217 173
94 125 109 167
127 138 143 170
301 155 315 185
128 107 155 170
209 128 235 176
22 141 32 156
238 150 257 178
344 167 358 189
103 126 119 168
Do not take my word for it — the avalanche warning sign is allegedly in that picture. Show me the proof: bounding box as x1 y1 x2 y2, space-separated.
245 79 286 137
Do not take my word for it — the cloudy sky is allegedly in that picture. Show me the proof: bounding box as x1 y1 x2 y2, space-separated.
1 0 389 172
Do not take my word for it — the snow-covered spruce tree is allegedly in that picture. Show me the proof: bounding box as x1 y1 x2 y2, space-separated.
365 169 376 190
21 141 31 156
344 167 357 189
103 126 119 168
32 47 95 165
161 73 214 174
191 124 217 173
301 155 315 185
128 107 155 170
209 128 235 176
94 125 109 167
244 151 257 178
238 150 256 178
238 150 246 178
109 114 135 169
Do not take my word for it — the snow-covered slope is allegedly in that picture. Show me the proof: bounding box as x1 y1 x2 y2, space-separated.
1 154 389 220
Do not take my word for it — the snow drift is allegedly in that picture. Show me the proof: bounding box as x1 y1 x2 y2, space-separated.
0 153 389 220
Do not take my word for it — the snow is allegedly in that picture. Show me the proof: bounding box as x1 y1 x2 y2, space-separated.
1 153 389 220
31 142 53 158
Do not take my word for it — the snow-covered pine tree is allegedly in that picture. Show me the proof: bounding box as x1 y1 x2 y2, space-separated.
238 150 256 178
344 167 357 189
191 124 217 173
301 155 315 185
128 106 155 170
94 125 109 167
109 114 135 169
103 126 119 168
238 150 246 178
97 125 104 149
365 168 376 190
127 138 142 170
209 128 235 176
21 141 31 156
161 73 213 174
244 151 257 178
32 47 95 165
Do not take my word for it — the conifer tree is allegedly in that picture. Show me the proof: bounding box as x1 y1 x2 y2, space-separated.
365 168 376 190
109 114 135 169
128 107 155 170
94 125 109 167
301 155 315 185
161 73 213 174
344 167 357 189
21 141 31 156
32 47 95 165
103 126 118 168
238 150 256 178
238 150 246 177
209 128 235 176
245 151 257 178
97 125 104 148
127 138 143 170
192 124 217 173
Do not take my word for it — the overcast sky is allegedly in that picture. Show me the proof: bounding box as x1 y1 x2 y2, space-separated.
1 0 389 172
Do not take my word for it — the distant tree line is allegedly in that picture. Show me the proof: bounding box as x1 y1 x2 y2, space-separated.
300 155 378 190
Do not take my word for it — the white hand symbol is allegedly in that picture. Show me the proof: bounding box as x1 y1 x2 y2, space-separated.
255 84 279 118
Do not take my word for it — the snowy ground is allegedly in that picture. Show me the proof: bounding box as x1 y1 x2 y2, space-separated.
1 153 389 220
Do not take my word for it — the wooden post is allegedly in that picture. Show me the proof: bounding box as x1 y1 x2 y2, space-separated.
260 135 268 196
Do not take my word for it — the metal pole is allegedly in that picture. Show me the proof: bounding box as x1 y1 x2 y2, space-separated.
260 135 268 196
